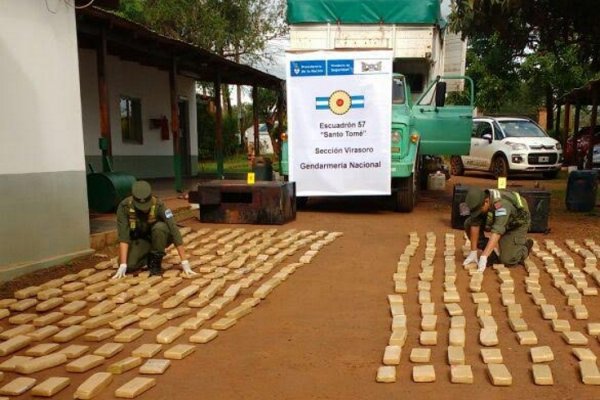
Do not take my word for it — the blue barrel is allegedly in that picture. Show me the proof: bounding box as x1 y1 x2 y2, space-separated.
87 172 137 213
566 170 598 212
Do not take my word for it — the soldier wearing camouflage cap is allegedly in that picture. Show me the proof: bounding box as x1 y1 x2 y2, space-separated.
461 187 533 272
112 180 197 279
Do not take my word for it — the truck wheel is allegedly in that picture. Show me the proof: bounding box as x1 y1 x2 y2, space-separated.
491 155 509 178
296 196 308 209
450 156 464 176
542 170 559 179
395 175 415 212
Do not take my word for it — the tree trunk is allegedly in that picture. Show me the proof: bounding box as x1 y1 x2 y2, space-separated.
545 86 554 133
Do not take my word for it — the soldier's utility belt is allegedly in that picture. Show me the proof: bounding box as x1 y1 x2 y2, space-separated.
130 228 151 241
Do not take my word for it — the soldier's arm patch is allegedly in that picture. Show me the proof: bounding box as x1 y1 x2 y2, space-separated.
165 209 173 219
495 208 507 217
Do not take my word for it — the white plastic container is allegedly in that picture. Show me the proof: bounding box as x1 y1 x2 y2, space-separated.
427 171 446 191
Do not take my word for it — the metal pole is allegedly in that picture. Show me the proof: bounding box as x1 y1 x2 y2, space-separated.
555 100 561 140
252 86 260 157
169 57 183 192
215 73 224 178
564 101 571 151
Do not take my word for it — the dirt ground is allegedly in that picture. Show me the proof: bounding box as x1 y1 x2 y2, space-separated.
2 172 600 399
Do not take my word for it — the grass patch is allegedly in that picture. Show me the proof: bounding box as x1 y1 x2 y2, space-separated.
198 153 279 174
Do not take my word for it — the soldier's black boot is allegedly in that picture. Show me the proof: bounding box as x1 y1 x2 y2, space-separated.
487 251 500 266
148 253 163 276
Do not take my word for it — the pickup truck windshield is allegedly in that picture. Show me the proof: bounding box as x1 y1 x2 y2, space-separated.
499 121 547 138
392 78 406 105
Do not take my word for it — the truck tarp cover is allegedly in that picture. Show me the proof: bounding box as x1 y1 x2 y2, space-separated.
287 0 443 25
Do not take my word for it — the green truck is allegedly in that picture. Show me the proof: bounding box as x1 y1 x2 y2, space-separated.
282 0 474 211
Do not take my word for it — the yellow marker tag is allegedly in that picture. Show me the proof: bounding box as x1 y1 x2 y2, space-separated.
247 172 255 185
497 177 507 189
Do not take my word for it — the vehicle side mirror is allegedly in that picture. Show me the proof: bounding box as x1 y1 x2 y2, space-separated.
435 81 447 108
482 133 492 143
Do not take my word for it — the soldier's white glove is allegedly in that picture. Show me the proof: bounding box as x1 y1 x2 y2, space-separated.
181 260 197 277
112 264 127 279
477 256 488 273
463 250 478 266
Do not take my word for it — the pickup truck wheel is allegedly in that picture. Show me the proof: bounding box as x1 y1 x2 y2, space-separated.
491 155 509 178
450 156 464 176
395 175 415 212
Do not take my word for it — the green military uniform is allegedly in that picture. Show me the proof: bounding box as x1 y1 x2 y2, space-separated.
464 189 531 266
116 192 183 272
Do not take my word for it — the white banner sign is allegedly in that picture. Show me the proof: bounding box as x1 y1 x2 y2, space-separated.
286 50 393 196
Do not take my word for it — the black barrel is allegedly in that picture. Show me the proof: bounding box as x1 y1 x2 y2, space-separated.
452 184 551 233
252 157 273 181
566 170 598 212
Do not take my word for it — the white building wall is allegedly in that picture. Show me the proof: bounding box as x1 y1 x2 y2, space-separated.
79 49 198 177
0 1 91 273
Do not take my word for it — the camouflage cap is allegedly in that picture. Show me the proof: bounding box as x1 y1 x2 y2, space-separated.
462 187 486 217
132 180 153 212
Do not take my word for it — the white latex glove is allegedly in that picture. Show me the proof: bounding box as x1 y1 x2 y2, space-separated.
477 256 488 273
112 264 127 279
181 260 197 278
463 250 478 266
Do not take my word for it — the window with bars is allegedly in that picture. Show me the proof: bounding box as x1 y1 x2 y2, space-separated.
120 96 143 144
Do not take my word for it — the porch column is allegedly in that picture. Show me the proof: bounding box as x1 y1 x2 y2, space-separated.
276 89 284 167
252 86 260 157
96 26 112 172
169 57 183 192
574 103 582 168
214 73 224 178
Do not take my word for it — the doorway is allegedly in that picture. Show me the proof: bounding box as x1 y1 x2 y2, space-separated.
178 98 191 176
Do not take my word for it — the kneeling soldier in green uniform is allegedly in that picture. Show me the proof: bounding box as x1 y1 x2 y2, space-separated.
112 180 197 279
461 187 533 273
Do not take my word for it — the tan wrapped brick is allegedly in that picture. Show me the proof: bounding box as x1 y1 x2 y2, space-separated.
114 328 144 343
420 331 438 346
58 315 86 327
0 324 35 340
573 348 597 362
107 356 143 374
62 281 86 292
137 308 159 319
450 316 465 329
197 305 220 320
14 353 67 374
180 317 206 330
132 344 162 359
451 365 473 384
110 315 140 330
189 329 218 344
37 288 62 301
0 335 33 356
530 346 554 363
82 313 118 329
112 303 138 317
389 328 407 347
0 356 31 372
487 364 512 386
25 343 60 357
0 377 37 396
517 330 538 345
164 344 195 360
580 361 600 385
212 317 237 330
412 365 435 382
139 359 171 375
481 348 503 364
140 315 168 330
382 346 401 365
156 326 185 344
33 312 64 327
9 313 36 325
562 331 588 345
84 328 116 342
133 293 160 306
31 376 70 397
66 355 105 373
10 298 38 312
114 377 156 398
58 345 89 359
88 300 116 317
541 304 558 320
60 300 87 315
509 318 528 332
410 348 431 363
63 291 88 302
164 307 191 320
93 342 123 358
53 325 86 343
14 286 41 299
448 346 465 365
533 364 553 385
376 366 396 383
73 372 113 399
480 328 498 346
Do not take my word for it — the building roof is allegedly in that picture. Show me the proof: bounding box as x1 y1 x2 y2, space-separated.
76 6 284 90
